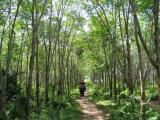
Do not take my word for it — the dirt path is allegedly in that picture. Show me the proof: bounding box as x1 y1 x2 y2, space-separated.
77 92 109 120
149 101 160 111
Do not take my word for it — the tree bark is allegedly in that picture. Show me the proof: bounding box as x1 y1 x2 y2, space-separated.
135 19 145 120
122 3 133 94
152 0 160 102
35 8 39 112
129 0 160 101
0 0 21 118
25 0 36 119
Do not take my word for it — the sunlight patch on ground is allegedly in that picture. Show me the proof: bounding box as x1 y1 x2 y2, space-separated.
77 92 109 120
96 100 116 106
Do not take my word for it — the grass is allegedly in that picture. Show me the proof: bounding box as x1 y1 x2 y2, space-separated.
86 80 160 120
44 105 82 120
33 88 83 120
6 88 83 120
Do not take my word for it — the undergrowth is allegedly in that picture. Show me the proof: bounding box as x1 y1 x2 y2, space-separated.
6 88 82 120
87 80 160 120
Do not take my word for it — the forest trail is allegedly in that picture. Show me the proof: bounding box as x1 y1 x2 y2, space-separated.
77 92 109 120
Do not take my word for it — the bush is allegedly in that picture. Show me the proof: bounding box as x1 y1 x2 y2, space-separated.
109 103 140 120
6 72 21 101
146 106 160 120
0 111 6 120
8 94 27 119
103 93 110 99
119 90 130 99
50 100 68 109
148 93 158 102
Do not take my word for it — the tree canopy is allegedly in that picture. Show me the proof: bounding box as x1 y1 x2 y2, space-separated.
0 0 160 120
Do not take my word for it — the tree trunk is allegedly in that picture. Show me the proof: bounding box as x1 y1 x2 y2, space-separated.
152 0 160 102
122 3 133 94
135 20 145 120
25 0 36 119
0 0 21 118
118 4 127 91
45 1 53 103
129 0 160 101
0 70 6 120
35 13 39 112
109 67 113 97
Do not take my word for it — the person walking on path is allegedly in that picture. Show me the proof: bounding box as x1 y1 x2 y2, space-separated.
79 80 86 97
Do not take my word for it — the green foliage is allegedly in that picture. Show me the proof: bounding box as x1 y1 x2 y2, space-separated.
146 86 158 102
146 107 160 120
70 88 80 100
0 0 159 119
36 89 82 120
6 72 21 101
30 88 82 120
5 85 82 120
87 81 160 120
90 89 141 120
109 103 140 120
8 94 26 119
148 93 158 102
119 90 130 99
50 100 68 109
102 92 111 99
76 47 84 58
136 0 152 12
0 111 6 120
88 85 105 101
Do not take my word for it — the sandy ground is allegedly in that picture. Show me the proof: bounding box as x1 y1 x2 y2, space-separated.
77 92 109 120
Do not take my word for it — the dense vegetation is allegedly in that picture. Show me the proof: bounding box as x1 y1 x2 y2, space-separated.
87 80 160 120
0 0 160 120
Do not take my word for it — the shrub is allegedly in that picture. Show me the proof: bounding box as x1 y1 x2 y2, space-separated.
109 103 140 120
103 93 110 99
6 72 21 101
148 93 158 102
0 111 6 120
8 95 27 119
119 90 130 99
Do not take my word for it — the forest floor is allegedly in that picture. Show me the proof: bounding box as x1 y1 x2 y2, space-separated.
149 100 160 111
77 92 109 120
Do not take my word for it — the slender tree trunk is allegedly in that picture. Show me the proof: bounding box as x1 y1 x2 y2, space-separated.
0 70 6 120
118 3 126 91
135 21 145 120
25 0 36 119
109 67 113 97
35 10 40 112
66 60 70 93
0 0 21 118
129 0 160 101
152 0 160 102
20 33 24 84
45 1 53 103
35 40 40 113
113 58 117 101
45 41 51 104
122 3 133 94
